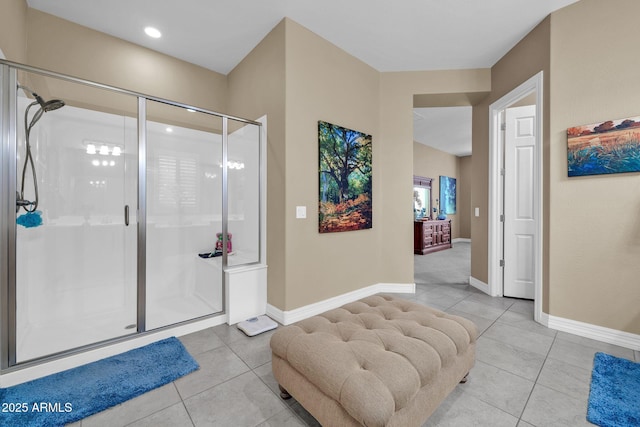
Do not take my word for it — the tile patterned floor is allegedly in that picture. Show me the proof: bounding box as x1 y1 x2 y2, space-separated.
70 242 638 426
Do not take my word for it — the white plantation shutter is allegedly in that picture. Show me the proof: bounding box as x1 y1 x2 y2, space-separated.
178 158 197 206
158 154 197 208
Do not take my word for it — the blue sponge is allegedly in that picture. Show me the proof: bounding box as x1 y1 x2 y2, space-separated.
17 211 43 228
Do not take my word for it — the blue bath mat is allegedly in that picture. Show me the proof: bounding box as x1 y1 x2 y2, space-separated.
587 352 640 427
0 337 199 427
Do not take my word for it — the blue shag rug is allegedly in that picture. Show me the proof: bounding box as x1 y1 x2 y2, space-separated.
587 352 640 427
0 337 198 427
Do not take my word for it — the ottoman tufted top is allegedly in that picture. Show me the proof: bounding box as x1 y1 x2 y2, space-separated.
270 295 477 427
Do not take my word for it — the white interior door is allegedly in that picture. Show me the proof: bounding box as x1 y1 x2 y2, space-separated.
503 105 536 299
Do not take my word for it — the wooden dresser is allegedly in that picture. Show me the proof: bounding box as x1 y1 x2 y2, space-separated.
414 219 452 255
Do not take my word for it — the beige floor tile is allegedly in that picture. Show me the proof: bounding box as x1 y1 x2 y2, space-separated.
423 386 518 427
184 371 286 427
81 383 181 427
520 384 592 426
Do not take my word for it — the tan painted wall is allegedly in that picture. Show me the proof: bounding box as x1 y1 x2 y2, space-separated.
227 21 287 309
25 9 228 113
469 0 640 335
548 0 640 334
470 17 551 314
283 20 382 309
381 70 490 286
458 155 472 238
0 0 27 62
413 142 461 238
230 21 490 311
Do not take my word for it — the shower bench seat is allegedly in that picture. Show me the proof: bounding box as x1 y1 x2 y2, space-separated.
269 295 477 427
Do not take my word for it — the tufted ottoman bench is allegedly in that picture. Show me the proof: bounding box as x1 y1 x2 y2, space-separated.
270 295 477 427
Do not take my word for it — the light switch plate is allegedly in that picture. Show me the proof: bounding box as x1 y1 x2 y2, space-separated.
474 207 480 217
296 206 307 219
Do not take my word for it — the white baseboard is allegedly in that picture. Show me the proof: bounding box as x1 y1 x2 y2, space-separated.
469 276 490 294
266 283 415 325
471 283 639 351
544 313 640 351
453 238 471 243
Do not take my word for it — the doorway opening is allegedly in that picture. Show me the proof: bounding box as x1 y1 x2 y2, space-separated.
412 92 488 296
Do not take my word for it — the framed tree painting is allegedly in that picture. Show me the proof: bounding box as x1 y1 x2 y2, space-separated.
439 176 456 215
318 121 372 233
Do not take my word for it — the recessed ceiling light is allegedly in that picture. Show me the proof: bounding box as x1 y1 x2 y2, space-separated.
144 27 162 39
166 127 173 133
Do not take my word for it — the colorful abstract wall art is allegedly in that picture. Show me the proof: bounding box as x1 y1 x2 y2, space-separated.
567 116 640 177
439 176 456 215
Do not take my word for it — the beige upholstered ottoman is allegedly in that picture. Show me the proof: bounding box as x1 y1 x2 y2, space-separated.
270 295 477 427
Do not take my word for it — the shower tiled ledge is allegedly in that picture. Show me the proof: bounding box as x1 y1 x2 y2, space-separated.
196 255 267 325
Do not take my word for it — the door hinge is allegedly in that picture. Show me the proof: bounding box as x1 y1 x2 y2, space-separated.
499 259 505 267
500 214 504 222
500 122 506 131
500 168 505 176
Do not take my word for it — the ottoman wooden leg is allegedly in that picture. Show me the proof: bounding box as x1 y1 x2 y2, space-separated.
279 384 292 400
460 373 469 384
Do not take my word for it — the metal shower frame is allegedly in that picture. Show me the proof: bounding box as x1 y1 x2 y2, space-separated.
0 59 264 371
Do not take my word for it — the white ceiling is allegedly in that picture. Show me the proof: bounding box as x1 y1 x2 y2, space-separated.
414 107 472 157
26 0 578 75
25 0 578 155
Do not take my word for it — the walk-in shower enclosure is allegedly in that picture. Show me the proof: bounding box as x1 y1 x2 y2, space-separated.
0 60 266 373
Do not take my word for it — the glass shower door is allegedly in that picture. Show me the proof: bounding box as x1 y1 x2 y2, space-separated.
145 101 224 330
227 119 261 267
14 78 138 363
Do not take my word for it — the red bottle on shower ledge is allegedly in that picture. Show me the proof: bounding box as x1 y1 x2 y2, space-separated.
215 232 232 253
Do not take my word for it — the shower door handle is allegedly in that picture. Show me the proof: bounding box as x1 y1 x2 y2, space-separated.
124 205 130 226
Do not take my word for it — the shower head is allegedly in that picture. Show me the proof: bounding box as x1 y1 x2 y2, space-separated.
18 85 65 112
43 98 65 111
34 94 65 112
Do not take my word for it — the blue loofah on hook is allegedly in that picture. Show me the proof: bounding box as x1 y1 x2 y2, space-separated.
17 211 43 228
